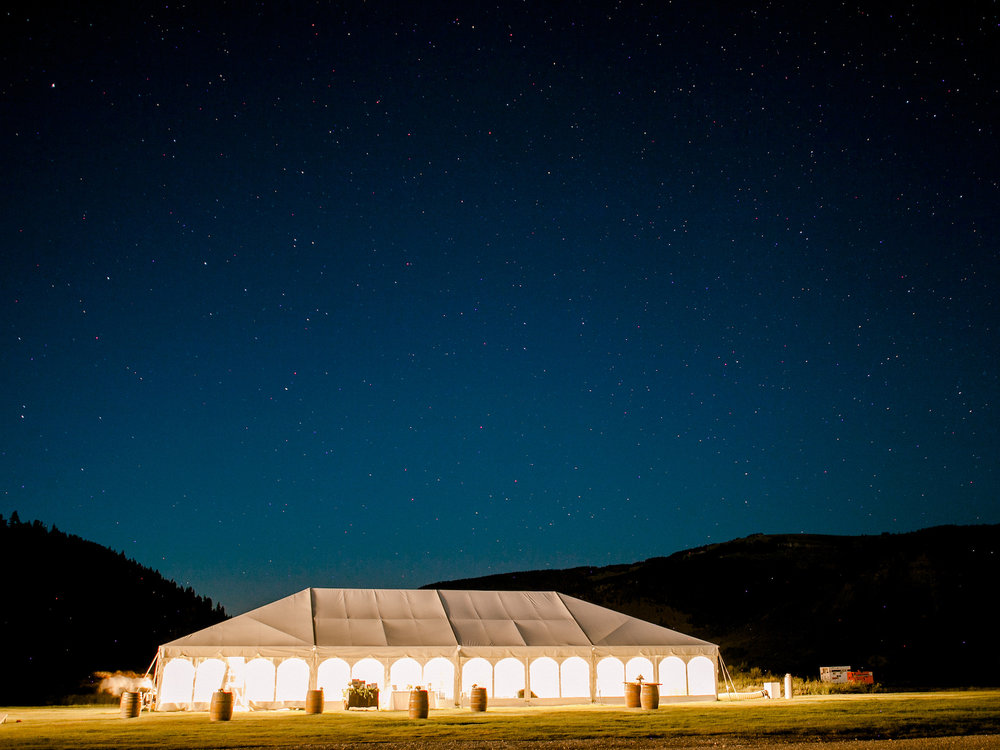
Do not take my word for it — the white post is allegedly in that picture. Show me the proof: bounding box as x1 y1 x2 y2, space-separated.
380 659 390 709
453 653 462 707
523 657 531 703
784 673 793 699
589 652 598 703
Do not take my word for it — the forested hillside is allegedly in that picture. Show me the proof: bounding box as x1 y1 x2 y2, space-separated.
428 524 1000 687
0 512 227 705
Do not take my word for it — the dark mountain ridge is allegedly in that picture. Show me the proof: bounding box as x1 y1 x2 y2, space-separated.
0 512 227 705
3 516 994 705
426 524 1000 687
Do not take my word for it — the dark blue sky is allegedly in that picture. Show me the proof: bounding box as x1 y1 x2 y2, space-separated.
3 2 997 614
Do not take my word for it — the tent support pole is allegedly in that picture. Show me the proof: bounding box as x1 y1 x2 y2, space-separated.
523 657 531 704
589 652 597 704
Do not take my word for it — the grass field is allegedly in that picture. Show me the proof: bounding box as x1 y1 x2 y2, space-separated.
2 691 999 749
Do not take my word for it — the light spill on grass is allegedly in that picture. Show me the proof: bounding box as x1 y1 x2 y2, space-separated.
1 691 999 749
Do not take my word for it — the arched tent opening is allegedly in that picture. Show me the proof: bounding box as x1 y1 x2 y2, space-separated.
159 659 194 708
224 657 245 688
245 658 276 705
423 657 455 700
596 657 625 700
222 656 247 709
688 655 716 695
351 658 383 683
352 657 385 702
494 657 525 699
560 656 590 698
659 656 687 696
529 657 559 698
317 658 350 697
193 659 226 705
462 657 492 698
625 656 654 683
276 658 309 703
390 657 422 691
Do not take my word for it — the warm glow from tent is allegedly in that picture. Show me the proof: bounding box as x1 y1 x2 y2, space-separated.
529 657 559 698
276 658 309 701
193 658 226 702
494 658 525 698
225 656 246 682
154 589 720 710
423 657 455 699
462 657 492 696
317 658 350 695
352 658 384 690
625 656 654 683
390 657 422 690
687 655 715 695
660 656 686 695
224 657 246 708
560 656 590 698
160 659 194 704
596 657 624 698
245 658 276 703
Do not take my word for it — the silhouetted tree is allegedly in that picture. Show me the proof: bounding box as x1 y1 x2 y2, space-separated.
0 514 228 704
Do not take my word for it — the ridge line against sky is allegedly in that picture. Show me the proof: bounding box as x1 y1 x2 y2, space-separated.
2 1 997 614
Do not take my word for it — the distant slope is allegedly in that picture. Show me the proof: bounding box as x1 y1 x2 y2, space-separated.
425 524 1000 686
0 512 227 705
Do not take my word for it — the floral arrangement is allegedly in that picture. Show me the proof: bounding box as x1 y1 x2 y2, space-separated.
343 680 379 708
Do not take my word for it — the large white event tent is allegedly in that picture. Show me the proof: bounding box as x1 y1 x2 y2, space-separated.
154 588 719 711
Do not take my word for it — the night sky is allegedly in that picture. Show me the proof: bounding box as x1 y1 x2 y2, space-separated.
3 2 997 615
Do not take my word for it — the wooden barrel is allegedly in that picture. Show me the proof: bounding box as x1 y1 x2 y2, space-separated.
624 682 641 708
469 686 487 712
119 691 140 718
640 683 660 710
306 688 324 714
209 690 234 721
408 689 429 719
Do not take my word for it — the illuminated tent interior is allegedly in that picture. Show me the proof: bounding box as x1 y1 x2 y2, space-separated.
154 588 719 710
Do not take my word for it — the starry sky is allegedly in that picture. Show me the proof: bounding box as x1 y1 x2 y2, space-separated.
3 2 997 615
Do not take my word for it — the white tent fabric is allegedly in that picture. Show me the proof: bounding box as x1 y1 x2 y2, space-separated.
155 588 718 709
161 589 715 657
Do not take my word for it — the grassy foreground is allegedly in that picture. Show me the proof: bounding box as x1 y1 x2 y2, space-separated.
1 691 998 749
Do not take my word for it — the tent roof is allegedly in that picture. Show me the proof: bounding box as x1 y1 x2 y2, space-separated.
163 589 715 652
